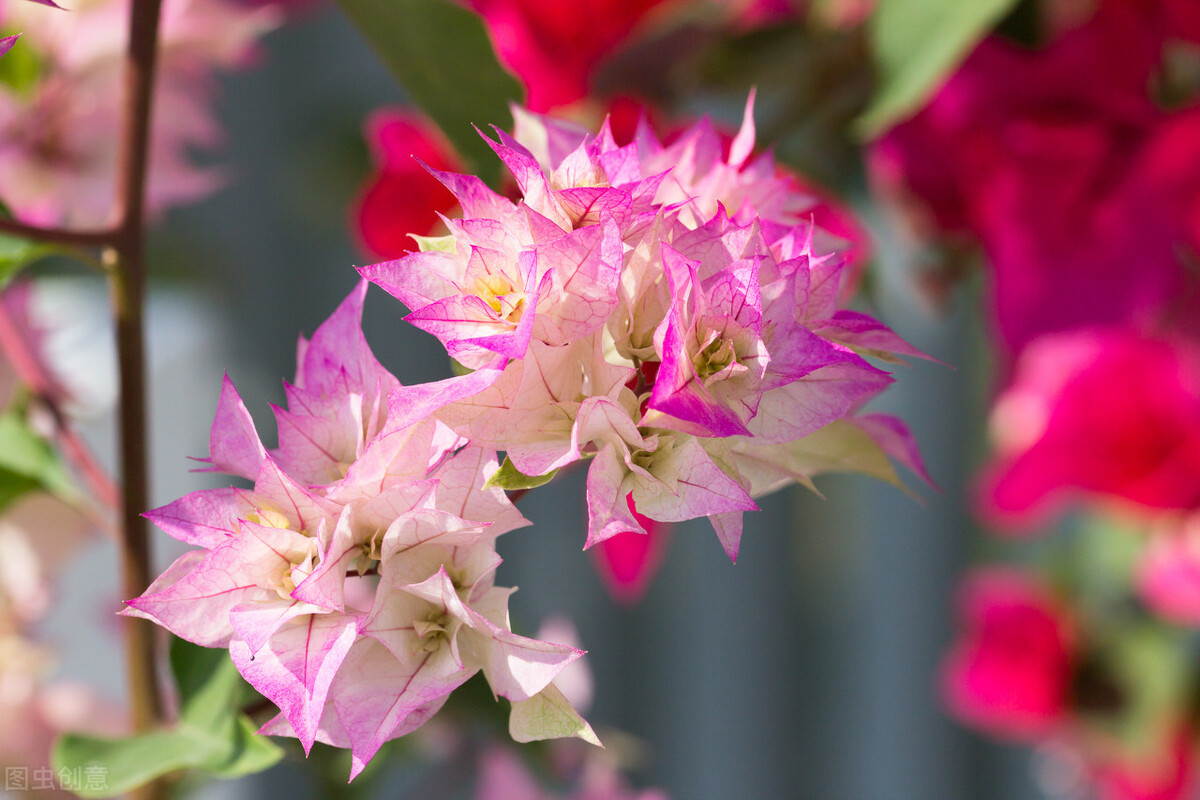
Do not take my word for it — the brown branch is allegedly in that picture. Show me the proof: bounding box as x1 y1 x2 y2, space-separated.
108 6 167 800
0 217 116 250
3 4 169 797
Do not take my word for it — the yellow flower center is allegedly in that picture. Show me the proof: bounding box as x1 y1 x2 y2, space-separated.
472 274 525 321
245 508 292 529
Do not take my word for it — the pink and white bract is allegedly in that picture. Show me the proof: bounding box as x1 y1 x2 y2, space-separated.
127 285 592 779
366 95 929 560
130 97 926 777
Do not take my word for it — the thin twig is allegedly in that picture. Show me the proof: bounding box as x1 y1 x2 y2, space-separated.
49 411 123 518
0 304 121 514
0 301 60 399
0 217 116 250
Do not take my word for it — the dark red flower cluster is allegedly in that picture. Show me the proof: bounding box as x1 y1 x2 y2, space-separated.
877 3 1200 795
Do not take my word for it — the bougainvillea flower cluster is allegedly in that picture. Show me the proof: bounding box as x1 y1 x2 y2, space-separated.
128 98 926 776
126 285 590 777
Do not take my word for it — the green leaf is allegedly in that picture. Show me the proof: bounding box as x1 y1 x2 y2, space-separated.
52 717 283 798
169 637 283 771
0 468 41 511
334 0 524 187
1096 625 1193 757
856 0 1022 138
0 411 77 509
54 729 223 799
52 639 283 797
0 233 65 290
206 716 285 779
0 470 40 513
0 28 44 96
484 456 558 491
170 637 230 710
170 637 257 732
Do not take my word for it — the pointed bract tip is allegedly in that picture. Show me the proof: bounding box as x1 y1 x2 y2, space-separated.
473 123 499 146
347 754 369 783
729 87 758 169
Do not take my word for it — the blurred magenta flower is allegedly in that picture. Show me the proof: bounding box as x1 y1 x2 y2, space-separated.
979 329 1200 530
590 502 671 605
1136 515 1200 626
1107 0 1200 44
355 108 465 259
1092 726 1198 800
869 0 1200 358
721 0 799 30
1125 106 1200 336
1162 0 1200 41
464 0 671 111
941 568 1076 740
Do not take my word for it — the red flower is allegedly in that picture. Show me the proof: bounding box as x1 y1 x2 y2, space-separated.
354 109 463 260
979 330 1200 529
465 0 671 111
869 1 1200 358
1093 727 1198 800
590 494 672 605
941 568 1076 740
1136 515 1200 626
1110 0 1200 44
